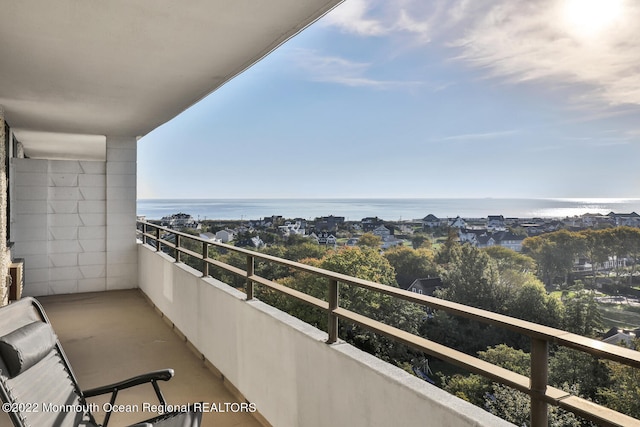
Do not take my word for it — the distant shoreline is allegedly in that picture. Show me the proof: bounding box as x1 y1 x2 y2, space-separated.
137 198 640 222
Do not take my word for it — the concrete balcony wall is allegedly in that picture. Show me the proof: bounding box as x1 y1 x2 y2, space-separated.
138 243 514 427
11 138 137 295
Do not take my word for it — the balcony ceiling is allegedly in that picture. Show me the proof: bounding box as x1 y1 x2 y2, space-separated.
0 0 341 159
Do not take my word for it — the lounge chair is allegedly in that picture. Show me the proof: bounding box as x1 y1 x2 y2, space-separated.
0 297 202 427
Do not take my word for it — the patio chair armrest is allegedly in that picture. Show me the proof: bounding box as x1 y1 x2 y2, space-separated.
83 368 174 398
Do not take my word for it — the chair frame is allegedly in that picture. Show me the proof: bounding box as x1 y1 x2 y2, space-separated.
0 297 201 427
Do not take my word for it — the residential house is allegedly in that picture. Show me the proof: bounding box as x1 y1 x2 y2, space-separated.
492 231 526 252
278 221 305 236
406 278 443 296
449 216 467 229
250 236 265 249
373 225 392 239
199 232 220 243
215 229 235 243
602 328 638 348
458 228 485 245
314 215 345 232
422 214 440 229
476 234 496 249
487 215 506 231
161 212 200 229
362 217 385 232
380 238 404 250
310 232 337 246
608 212 640 227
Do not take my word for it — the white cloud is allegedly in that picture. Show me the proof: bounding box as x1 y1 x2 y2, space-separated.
323 0 431 40
323 0 387 36
445 0 640 106
438 129 519 142
291 49 424 89
323 0 640 107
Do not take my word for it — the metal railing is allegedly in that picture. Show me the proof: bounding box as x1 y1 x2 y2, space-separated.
137 220 640 427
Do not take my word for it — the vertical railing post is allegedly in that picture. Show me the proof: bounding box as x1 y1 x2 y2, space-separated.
246 255 254 300
202 242 209 277
155 226 161 252
175 234 181 263
530 338 549 427
327 279 339 344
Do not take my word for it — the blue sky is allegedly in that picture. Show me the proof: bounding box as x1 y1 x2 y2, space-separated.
137 0 640 200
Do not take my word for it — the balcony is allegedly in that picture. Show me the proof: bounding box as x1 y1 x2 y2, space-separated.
2 2 640 426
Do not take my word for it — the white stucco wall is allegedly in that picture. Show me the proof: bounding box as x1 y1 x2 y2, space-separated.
138 243 514 427
11 137 137 295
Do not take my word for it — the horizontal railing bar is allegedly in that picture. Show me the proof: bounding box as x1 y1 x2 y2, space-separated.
333 307 532 394
205 259 246 278
158 239 176 249
176 247 202 260
557 395 640 427
248 275 329 311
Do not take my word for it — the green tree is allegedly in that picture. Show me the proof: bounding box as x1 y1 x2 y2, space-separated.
357 232 382 248
486 384 582 427
597 347 640 419
383 246 439 288
562 291 603 337
580 229 612 287
411 233 432 249
262 246 423 365
483 246 536 274
602 227 633 284
442 345 582 426
549 347 610 401
522 230 584 287
434 228 459 265
436 244 502 312
506 276 564 328
285 241 328 262
616 227 640 285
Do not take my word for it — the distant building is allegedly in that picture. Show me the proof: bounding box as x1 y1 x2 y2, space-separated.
487 215 506 231
422 214 440 229
199 232 220 242
492 231 526 252
449 216 466 229
310 232 337 246
406 278 443 296
602 328 638 348
314 215 345 232
215 229 236 243
372 225 392 238
161 212 199 229
608 212 640 227
250 236 265 249
361 217 385 232
278 221 306 236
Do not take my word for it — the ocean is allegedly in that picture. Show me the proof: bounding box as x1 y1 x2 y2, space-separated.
136 198 640 222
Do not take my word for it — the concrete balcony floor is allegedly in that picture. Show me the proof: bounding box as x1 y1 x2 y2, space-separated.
0 290 263 427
